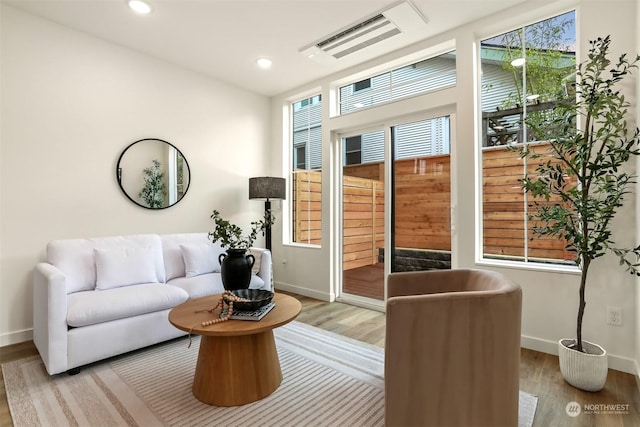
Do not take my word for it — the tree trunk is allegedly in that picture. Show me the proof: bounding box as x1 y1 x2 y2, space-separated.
576 257 590 353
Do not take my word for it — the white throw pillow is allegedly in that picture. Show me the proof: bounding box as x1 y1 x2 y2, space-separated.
180 243 221 278
95 247 159 290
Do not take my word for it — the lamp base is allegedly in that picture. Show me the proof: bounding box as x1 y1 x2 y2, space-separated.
264 200 272 251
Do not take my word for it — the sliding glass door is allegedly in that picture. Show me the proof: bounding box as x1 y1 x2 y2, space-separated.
338 114 452 306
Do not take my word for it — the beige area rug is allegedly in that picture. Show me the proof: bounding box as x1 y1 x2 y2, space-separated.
3 322 537 426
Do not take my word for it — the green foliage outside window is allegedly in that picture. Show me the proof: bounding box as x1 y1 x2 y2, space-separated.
498 12 575 109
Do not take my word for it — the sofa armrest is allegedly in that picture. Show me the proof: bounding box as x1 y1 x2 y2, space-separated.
33 262 69 375
249 247 272 291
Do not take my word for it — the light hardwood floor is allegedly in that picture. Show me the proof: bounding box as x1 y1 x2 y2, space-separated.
1 292 639 427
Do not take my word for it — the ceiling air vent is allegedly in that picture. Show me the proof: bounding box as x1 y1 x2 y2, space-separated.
300 1 428 65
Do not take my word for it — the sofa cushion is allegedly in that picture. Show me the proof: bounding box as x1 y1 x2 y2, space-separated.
180 243 221 278
168 273 225 299
95 246 159 290
161 233 224 281
168 273 266 299
67 283 188 327
48 234 165 294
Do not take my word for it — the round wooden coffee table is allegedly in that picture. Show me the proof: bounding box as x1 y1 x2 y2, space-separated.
168 292 301 406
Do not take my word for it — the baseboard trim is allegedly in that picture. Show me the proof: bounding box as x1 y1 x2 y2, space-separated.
274 281 334 302
521 334 637 375
0 328 33 347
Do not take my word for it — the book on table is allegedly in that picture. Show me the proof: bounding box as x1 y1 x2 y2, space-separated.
220 302 275 321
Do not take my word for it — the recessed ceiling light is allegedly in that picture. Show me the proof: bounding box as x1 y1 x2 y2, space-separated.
128 0 152 15
256 58 273 69
511 57 526 67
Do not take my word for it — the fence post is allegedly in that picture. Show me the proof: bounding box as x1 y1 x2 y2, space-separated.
372 181 377 265
294 172 302 243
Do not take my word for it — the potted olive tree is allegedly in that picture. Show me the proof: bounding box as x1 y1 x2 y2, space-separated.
519 36 640 391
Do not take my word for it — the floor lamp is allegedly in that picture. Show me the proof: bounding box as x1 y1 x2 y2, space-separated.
249 177 286 251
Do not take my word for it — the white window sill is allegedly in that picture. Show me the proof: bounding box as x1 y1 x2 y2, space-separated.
476 257 580 275
283 242 322 250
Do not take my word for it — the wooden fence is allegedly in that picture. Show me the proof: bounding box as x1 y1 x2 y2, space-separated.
293 142 574 270
292 170 322 245
394 155 451 251
341 155 451 265
482 144 575 261
342 176 384 270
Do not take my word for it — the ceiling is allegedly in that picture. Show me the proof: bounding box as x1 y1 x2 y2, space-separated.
4 0 529 97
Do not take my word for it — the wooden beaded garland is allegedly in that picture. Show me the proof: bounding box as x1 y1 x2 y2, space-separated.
187 291 252 348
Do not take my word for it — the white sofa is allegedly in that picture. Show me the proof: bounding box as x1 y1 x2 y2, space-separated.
33 232 272 375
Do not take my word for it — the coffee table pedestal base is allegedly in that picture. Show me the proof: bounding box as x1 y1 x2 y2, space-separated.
192 330 282 406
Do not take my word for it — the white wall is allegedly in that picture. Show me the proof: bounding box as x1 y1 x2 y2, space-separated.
0 5 271 345
270 0 640 373
636 0 640 380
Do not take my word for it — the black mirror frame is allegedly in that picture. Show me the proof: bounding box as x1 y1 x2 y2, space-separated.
116 138 191 210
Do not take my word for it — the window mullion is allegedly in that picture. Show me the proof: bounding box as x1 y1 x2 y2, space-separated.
521 27 529 263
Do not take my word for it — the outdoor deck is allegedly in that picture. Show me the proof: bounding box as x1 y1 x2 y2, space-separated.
343 263 384 300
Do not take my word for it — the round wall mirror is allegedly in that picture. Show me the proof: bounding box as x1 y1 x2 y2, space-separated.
116 138 191 209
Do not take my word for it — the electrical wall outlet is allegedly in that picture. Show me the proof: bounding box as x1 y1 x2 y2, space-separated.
607 306 623 326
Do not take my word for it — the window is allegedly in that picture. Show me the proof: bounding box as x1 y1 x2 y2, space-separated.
291 94 322 245
353 79 371 92
339 50 457 114
480 10 576 265
344 136 362 165
294 145 306 169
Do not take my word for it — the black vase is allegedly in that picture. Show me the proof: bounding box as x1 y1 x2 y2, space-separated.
218 249 255 290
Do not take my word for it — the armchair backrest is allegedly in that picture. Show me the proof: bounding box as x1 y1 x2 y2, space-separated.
385 269 522 427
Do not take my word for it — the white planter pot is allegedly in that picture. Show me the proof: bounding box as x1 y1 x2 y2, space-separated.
558 338 608 392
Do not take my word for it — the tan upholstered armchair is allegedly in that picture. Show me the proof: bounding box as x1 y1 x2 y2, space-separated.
385 269 522 427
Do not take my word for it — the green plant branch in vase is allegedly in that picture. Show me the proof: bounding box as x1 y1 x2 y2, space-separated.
208 209 275 291
208 209 274 250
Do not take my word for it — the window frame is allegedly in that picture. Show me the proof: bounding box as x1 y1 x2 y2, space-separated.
288 93 323 248
337 50 457 115
476 9 580 272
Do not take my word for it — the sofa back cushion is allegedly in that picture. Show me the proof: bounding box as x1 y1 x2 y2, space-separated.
94 246 160 290
180 243 221 278
161 233 225 281
47 234 165 294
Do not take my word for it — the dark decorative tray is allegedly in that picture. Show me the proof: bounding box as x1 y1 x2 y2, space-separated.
223 289 274 311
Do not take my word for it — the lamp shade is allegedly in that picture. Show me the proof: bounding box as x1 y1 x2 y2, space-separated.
249 177 286 200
